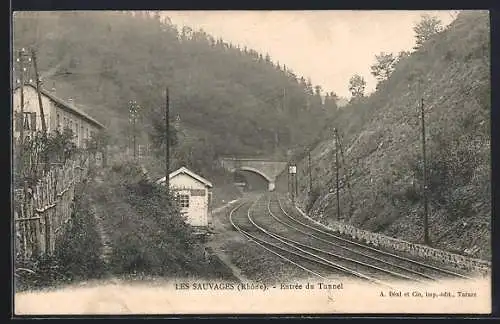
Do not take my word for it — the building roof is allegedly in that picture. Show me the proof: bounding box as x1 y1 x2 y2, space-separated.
13 83 105 129
156 166 213 188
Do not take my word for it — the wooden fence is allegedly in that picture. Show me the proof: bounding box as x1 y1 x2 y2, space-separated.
14 154 91 261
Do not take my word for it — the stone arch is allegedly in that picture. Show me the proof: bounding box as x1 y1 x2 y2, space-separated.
237 166 275 191
238 166 273 183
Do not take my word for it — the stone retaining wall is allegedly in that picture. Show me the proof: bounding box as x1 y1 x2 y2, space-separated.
291 202 491 276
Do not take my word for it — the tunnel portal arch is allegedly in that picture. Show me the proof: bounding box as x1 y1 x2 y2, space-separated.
237 166 275 191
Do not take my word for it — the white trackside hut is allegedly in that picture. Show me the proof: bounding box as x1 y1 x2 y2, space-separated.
157 166 213 229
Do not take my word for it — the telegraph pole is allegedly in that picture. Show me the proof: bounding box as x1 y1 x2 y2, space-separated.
293 166 299 198
287 162 291 198
31 49 47 134
165 87 170 192
32 49 50 173
15 47 31 221
420 96 430 245
128 100 139 160
334 128 341 221
19 50 25 173
337 129 354 214
308 148 313 193
288 162 297 203
16 48 31 145
133 116 137 159
16 48 33 182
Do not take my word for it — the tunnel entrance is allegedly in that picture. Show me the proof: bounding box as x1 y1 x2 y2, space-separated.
233 169 271 192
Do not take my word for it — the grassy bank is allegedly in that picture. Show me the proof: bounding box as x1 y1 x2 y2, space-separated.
90 161 236 280
15 161 238 292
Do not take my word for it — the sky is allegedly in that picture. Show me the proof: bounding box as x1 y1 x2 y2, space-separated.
162 10 457 98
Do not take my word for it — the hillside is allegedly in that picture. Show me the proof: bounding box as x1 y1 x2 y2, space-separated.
13 11 339 177
277 11 491 260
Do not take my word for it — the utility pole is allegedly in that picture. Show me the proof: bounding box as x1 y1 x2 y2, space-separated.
337 129 354 214
32 49 49 174
334 128 341 221
128 100 139 160
165 87 170 193
16 48 33 181
288 162 297 203
16 48 31 146
275 87 286 156
274 131 279 155
133 116 137 159
287 162 291 198
420 96 430 245
295 165 298 201
308 148 313 194
15 47 31 223
31 49 47 134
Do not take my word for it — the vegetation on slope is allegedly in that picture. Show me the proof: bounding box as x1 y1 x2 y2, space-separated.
15 180 107 291
281 11 490 260
91 162 232 279
13 11 339 177
15 162 236 291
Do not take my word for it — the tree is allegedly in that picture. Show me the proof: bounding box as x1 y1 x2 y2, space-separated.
397 50 410 60
85 130 110 165
348 74 366 99
370 52 397 83
181 26 193 41
329 91 339 102
312 85 323 111
305 78 314 96
13 11 330 172
324 91 338 110
148 106 179 158
413 14 444 49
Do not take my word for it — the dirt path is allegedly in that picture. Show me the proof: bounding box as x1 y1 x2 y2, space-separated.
93 175 113 268
206 199 249 283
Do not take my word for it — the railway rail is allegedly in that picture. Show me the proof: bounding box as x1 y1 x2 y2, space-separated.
231 197 394 288
274 194 473 281
228 193 473 287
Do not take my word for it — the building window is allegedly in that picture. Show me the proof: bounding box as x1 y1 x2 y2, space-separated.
15 112 22 131
57 113 61 131
19 112 36 131
178 194 190 208
30 112 36 131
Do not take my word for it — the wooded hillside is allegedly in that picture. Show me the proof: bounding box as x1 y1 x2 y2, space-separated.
13 11 339 176
282 11 490 260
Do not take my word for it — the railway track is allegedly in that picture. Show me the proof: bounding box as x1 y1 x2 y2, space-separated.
273 193 473 281
230 196 396 288
229 200 332 281
229 193 472 287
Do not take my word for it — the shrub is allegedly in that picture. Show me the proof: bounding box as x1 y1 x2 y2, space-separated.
15 182 106 291
54 185 107 280
96 161 210 278
306 186 321 212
